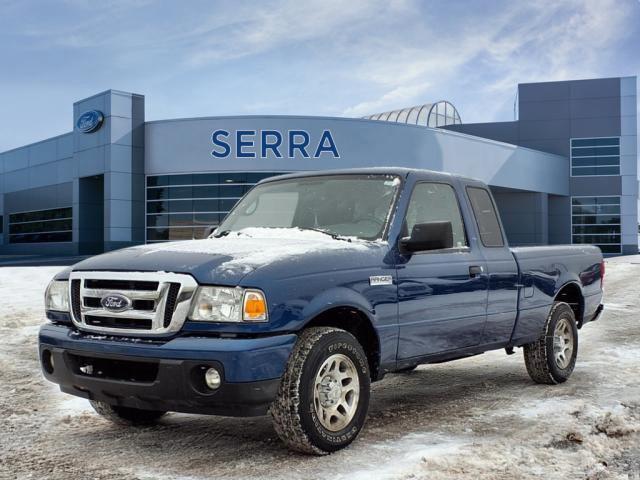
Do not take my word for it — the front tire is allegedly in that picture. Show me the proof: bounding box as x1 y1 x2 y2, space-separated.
523 302 578 384
89 400 166 426
270 327 371 455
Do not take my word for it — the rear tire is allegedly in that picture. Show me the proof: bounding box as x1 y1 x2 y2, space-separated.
90 400 166 426
270 327 371 455
523 302 578 384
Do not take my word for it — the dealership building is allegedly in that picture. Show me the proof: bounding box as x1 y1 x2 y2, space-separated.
0 76 636 255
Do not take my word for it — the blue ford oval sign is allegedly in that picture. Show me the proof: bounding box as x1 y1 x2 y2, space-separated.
100 293 132 312
76 110 104 133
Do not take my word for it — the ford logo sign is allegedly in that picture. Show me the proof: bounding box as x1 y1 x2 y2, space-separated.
100 293 132 312
76 110 104 133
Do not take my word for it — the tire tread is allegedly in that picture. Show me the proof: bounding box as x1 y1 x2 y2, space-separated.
523 302 575 385
270 327 349 455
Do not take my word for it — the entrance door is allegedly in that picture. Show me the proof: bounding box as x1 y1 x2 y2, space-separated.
78 175 104 254
396 182 488 359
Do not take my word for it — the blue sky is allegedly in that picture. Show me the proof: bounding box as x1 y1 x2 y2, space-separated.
0 0 639 151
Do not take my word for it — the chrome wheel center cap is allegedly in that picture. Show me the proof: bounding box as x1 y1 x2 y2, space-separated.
553 317 574 369
319 376 342 408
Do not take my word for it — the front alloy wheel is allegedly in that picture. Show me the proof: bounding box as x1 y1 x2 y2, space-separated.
271 327 371 455
313 353 360 432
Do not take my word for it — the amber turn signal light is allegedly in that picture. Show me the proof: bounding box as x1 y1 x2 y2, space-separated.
243 290 268 322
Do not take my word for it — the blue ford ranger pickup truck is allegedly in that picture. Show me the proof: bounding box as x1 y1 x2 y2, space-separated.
39 168 604 454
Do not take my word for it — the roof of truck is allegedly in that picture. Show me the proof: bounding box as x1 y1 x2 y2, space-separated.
257 167 481 184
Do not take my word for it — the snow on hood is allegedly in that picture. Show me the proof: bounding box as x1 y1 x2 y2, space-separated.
136 227 381 276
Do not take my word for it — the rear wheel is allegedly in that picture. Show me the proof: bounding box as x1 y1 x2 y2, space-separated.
270 327 371 455
90 400 166 426
524 302 578 384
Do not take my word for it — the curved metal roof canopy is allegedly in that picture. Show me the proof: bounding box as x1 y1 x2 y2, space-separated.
362 100 461 128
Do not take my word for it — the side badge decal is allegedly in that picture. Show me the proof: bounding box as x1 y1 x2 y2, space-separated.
369 275 393 286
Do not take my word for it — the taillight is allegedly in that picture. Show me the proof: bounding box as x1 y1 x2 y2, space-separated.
600 260 605 290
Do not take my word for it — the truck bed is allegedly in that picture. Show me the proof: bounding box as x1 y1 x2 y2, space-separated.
510 244 603 344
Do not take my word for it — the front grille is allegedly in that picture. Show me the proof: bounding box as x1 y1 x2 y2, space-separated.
71 280 82 320
85 279 159 291
84 297 155 311
163 283 181 328
133 299 155 311
85 315 153 330
69 271 198 336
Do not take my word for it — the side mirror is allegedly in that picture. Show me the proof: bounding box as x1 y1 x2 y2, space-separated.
203 225 217 238
400 221 454 253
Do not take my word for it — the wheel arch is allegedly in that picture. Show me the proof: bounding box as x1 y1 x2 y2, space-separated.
554 281 585 327
303 306 382 381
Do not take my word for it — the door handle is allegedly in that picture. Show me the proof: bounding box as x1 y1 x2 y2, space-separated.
469 265 484 278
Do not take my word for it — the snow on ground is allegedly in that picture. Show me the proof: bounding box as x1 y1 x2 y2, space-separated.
0 266 61 316
1 261 639 479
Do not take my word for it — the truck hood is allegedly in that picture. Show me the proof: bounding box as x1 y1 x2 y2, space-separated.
71 228 384 285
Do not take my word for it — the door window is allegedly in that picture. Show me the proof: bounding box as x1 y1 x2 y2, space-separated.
404 183 468 248
466 187 504 247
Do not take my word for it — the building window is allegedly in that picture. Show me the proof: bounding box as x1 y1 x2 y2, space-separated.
571 196 621 254
571 137 620 176
145 172 289 242
8 207 72 244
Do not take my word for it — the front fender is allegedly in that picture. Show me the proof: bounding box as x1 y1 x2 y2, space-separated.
297 286 398 373
300 286 376 325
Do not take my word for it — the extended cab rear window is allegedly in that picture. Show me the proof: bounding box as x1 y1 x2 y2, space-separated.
466 187 504 247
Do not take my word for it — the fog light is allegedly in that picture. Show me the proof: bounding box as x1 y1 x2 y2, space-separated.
42 350 54 374
204 367 221 390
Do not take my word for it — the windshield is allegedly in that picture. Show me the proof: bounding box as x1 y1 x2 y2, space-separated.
216 174 401 240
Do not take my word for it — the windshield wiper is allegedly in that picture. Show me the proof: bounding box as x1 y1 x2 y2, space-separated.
299 227 352 242
214 227 352 242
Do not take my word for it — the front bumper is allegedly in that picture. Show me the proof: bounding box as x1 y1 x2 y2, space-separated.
39 324 297 417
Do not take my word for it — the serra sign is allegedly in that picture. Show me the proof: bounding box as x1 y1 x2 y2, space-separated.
212 130 339 159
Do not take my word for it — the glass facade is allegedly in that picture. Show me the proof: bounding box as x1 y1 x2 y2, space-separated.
571 196 621 254
570 137 620 176
427 101 461 128
362 100 462 128
146 172 288 242
8 207 72 243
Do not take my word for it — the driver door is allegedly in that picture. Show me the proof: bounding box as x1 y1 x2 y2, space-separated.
396 182 488 359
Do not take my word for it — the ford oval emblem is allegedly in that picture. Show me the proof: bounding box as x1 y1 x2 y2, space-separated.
100 293 132 312
76 110 104 133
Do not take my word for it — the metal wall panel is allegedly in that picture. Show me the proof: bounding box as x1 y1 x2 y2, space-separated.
146 118 568 196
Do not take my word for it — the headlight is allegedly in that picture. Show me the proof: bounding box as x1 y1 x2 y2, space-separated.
189 287 268 323
45 280 70 312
